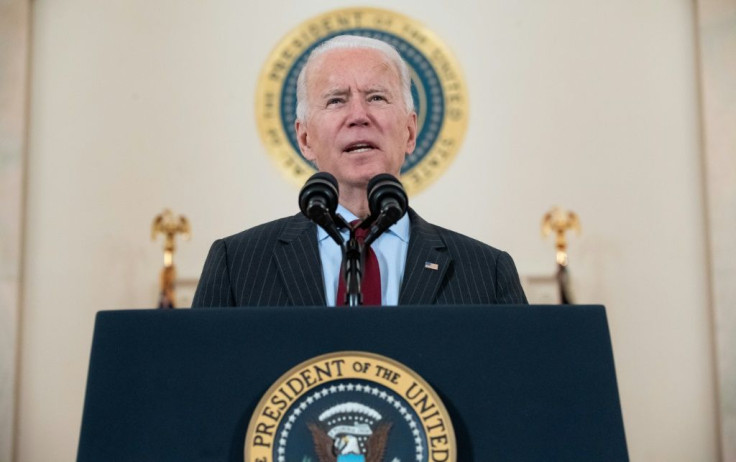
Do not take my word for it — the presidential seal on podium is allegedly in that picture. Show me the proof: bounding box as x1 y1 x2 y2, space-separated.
255 7 468 196
245 351 456 462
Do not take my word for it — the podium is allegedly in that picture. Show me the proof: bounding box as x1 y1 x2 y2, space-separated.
77 305 628 461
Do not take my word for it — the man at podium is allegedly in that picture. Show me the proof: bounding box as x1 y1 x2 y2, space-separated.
192 35 527 308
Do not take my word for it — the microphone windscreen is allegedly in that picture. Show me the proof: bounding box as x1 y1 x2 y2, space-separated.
311 171 339 189
367 173 399 194
299 172 339 217
367 174 408 218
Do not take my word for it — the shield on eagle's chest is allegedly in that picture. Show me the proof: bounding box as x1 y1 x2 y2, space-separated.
337 455 366 462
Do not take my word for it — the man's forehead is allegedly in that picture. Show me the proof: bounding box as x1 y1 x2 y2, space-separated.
309 49 401 89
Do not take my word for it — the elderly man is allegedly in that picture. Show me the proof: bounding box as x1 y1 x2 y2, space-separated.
192 35 527 307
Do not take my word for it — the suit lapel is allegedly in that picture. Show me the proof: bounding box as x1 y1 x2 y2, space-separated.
273 213 326 306
399 209 451 305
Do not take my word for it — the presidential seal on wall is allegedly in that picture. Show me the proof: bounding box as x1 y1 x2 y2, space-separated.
245 351 456 462
255 7 468 195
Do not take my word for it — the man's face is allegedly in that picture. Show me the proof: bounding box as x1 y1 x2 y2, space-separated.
295 48 417 190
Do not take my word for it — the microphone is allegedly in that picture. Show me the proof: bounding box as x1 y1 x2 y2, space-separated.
299 172 343 245
364 174 408 246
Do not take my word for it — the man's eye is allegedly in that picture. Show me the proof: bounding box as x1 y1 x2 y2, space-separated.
326 98 344 106
369 95 387 102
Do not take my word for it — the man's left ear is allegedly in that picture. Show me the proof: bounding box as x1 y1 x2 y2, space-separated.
405 112 418 155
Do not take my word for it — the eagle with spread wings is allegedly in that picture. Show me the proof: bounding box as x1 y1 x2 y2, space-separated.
307 421 393 462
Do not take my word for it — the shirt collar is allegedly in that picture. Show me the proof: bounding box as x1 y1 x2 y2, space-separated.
316 204 410 243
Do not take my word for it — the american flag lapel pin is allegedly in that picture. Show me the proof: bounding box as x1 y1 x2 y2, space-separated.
424 261 439 271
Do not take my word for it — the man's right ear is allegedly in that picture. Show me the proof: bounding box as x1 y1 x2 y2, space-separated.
295 120 315 162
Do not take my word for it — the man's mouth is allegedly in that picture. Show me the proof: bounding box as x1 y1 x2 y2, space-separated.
343 142 377 153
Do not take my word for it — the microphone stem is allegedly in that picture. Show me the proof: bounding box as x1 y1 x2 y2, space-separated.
363 208 399 247
343 233 362 306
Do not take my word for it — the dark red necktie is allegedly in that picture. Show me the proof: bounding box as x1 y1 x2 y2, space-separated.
336 223 382 306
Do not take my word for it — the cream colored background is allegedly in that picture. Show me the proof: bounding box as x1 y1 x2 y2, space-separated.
0 0 28 460
2 0 733 461
697 0 736 459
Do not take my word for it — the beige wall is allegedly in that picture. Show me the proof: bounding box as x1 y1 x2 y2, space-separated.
0 0 29 461
13 1 720 461
697 0 736 459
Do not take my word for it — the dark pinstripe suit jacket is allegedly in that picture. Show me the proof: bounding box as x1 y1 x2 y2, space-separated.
191 209 527 307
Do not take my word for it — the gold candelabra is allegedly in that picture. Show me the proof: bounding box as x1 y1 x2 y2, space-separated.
541 206 581 267
541 206 580 304
151 209 191 308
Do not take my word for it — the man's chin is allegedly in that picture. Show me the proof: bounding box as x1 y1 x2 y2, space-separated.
342 170 399 189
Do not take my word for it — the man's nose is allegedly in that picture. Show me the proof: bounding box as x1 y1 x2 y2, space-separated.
346 98 370 127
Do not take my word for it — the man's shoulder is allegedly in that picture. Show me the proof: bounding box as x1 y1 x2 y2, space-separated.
409 209 507 258
218 213 313 247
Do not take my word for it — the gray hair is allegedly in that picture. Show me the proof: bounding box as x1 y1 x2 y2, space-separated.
295 35 414 121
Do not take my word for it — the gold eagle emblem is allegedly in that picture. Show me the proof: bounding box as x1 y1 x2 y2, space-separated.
307 421 392 462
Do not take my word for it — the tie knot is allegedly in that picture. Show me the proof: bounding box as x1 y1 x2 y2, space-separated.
337 219 381 306
351 220 370 242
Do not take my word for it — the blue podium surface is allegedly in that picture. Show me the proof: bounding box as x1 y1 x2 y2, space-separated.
77 305 628 461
